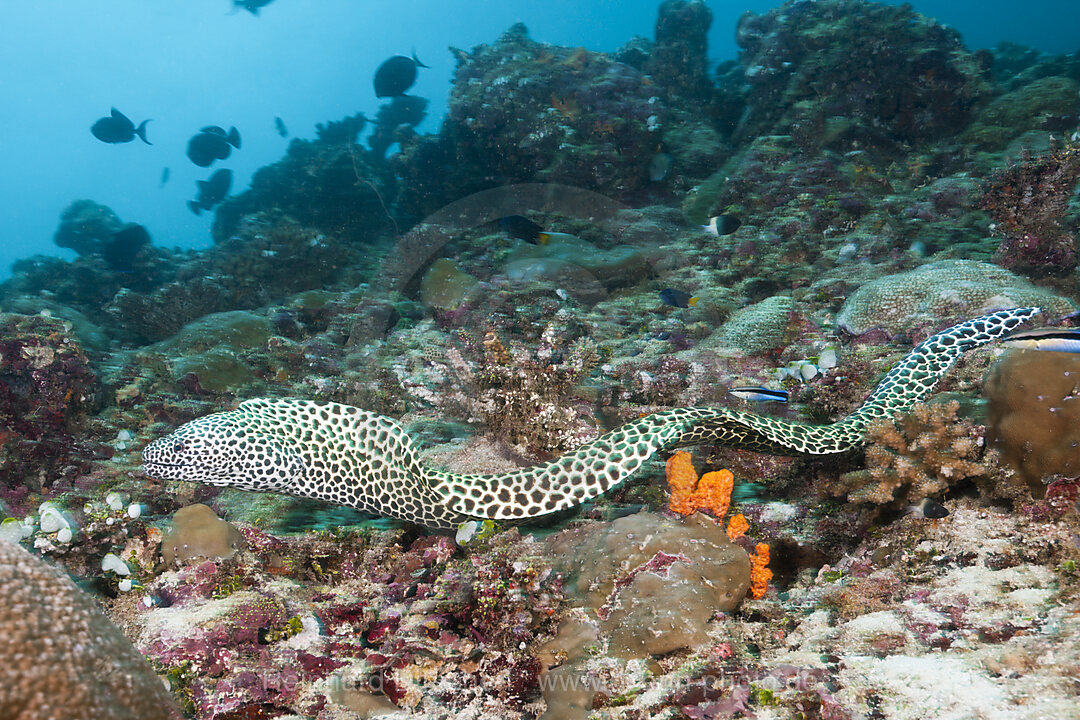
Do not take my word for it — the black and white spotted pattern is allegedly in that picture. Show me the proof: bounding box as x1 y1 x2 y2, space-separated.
142 307 1038 530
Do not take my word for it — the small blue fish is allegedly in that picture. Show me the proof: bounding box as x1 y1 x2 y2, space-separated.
1003 328 1080 353
659 288 698 308
729 386 788 403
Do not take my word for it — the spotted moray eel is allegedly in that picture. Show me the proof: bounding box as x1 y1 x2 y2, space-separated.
142 307 1037 530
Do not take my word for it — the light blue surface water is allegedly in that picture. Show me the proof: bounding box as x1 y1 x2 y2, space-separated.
0 0 1076 280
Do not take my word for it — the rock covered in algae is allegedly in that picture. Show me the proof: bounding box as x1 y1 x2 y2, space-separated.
420 258 480 311
985 350 1080 498
836 260 1075 335
0 538 181 720
161 503 245 566
964 76 1080 149
733 0 990 147
0 312 103 515
52 199 125 256
548 511 751 658
141 310 272 392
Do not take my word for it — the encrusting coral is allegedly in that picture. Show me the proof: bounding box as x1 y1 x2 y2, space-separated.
0 538 181 720
160 503 245 567
986 349 1080 497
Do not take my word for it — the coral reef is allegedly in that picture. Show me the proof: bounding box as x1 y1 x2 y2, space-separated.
394 22 672 215
646 0 715 104
161 504 245 566
121 524 564 718
53 199 124 257
0 538 181 720
829 400 1013 511
732 0 989 147
1 202 171 320
548 511 751 659
705 294 793 353
213 128 397 247
4 1 1080 717
964 76 1079 150
981 139 1080 276
399 327 601 459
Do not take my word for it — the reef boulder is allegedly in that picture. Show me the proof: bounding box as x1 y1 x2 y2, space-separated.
408 23 669 208
986 350 1080 497
733 0 990 148
548 511 751 658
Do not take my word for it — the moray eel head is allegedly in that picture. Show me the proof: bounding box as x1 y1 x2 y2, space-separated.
143 411 305 493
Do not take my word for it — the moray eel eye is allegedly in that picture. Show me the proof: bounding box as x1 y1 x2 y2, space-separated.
172 442 185 454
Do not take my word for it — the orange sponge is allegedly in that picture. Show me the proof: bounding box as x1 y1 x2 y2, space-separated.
665 451 735 518
666 451 699 516
726 513 749 540
749 543 772 599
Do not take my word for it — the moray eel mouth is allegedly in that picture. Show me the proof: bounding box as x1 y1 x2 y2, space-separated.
142 460 185 470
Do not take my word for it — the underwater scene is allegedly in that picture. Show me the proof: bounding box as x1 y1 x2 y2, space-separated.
4 0 1080 718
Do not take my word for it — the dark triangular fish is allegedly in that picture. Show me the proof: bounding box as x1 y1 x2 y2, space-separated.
187 126 240 167
702 214 741 236
91 107 151 145
275 116 288 138
498 215 546 244
200 125 241 148
1040 114 1079 132
729 386 788 403
102 223 151 270
233 0 275 15
1003 327 1080 353
189 169 232 215
373 52 427 98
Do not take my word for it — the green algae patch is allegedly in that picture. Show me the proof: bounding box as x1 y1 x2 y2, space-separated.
146 310 272 392
420 258 480 311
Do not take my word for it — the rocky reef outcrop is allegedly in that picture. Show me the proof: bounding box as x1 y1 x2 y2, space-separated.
732 0 991 149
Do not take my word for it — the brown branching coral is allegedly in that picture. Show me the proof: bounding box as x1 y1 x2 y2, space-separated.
830 400 1011 508
409 331 602 458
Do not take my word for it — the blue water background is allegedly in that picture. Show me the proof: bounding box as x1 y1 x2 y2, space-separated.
1 0 1077 281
